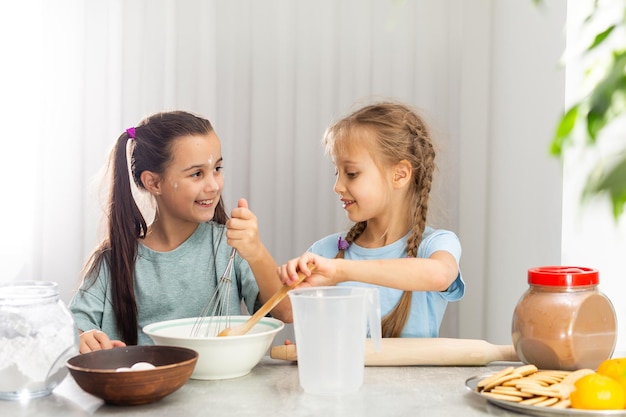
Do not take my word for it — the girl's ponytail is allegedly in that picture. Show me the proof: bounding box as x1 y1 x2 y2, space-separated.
107 132 145 345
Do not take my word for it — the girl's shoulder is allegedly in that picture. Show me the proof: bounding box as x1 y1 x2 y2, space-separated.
422 226 460 241
311 232 344 246
308 232 344 258
419 226 462 259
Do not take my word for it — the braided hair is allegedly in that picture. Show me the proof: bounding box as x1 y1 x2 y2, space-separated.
325 102 436 337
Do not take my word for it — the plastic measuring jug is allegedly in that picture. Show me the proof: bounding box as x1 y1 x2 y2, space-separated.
288 286 382 395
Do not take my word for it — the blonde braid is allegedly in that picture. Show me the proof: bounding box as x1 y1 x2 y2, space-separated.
335 222 367 259
380 115 436 337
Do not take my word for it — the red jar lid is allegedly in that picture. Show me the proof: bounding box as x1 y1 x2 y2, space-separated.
528 266 599 286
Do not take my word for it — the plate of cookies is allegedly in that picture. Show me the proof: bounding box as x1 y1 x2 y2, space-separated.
465 364 626 416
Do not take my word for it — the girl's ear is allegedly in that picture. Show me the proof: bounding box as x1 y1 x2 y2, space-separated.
140 171 162 196
392 160 412 188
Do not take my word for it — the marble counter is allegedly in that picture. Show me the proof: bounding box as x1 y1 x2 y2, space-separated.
1 357 530 417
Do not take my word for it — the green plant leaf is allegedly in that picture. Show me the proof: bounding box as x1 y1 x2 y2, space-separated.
541 0 626 220
586 52 626 140
586 106 606 141
584 154 626 219
603 158 626 218
587 25 615 51
550 105 579 156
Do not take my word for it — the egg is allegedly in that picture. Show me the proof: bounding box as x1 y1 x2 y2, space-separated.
115 362 156 372
131 362 156 371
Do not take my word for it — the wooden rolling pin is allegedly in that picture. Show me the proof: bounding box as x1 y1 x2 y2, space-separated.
270 338 519 366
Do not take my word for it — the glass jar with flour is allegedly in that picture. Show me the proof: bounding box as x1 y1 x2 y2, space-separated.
0 281 79 399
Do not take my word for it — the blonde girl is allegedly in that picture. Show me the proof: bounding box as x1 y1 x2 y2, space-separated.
278 101 464 338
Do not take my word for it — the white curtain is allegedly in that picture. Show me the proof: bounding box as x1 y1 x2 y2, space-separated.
0 0 471 339
0 0 108 304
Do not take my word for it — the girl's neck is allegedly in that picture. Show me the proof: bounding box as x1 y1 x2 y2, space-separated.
143 217 199 252
356 222 410 248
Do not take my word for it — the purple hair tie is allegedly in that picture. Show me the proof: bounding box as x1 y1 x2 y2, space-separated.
338 236 350 251
126 127 136 139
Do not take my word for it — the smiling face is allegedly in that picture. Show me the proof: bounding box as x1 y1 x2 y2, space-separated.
331 131 394 224
153 132 224 227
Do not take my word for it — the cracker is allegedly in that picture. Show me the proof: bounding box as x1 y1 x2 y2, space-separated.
477 364 594 411
560 368 594 387
550 399 571 409
515 380 549 388
483 373 525 391
547 383 574 399
519 395 549 405
520 386 563 399
502 378 525 387
534 397 560 407
477 366 515 389
482 392 524 402
526 374 563 385
514 364 539 376
491 387 534 398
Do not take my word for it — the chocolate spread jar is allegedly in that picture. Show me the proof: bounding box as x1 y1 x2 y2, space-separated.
511 266 616 371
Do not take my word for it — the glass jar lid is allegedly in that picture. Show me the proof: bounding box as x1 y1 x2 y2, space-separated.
528 266 599 287
0 281 59 304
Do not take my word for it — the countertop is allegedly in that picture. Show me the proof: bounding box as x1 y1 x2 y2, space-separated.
0 357 539 417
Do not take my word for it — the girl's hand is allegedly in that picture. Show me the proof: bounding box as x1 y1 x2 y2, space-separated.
226 198 262 262
278 252 338 287
79 329 126 354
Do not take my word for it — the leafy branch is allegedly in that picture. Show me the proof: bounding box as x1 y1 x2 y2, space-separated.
550 2 626 218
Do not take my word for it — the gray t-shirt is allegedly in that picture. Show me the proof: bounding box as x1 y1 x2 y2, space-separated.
69 222 261 345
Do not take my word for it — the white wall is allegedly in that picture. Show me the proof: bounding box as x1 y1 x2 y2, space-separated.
460 0 626 355
457 1 566 344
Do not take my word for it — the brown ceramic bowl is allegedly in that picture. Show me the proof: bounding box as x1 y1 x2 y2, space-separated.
65 345 198 406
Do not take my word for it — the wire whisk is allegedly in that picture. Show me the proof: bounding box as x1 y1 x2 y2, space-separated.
190 247 236 337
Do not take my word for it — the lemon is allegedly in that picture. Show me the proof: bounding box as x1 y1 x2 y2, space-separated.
597 358 626 393
570 372 626 410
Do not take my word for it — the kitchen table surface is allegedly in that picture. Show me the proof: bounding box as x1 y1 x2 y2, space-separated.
2 357 536 417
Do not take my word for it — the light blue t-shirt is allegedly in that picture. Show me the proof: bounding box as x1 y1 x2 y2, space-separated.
69 222 261 345
308 226 464 338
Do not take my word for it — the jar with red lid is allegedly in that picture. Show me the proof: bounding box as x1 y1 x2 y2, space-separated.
511 266 617 371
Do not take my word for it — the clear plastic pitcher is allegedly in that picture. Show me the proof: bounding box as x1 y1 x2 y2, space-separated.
289 286 382 395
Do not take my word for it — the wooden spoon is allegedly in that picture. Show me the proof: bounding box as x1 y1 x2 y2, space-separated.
217 264 314 337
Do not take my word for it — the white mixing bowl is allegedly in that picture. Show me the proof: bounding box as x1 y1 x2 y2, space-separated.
143 316 284 380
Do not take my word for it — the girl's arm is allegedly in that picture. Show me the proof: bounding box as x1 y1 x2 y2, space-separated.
70 268 127 353
279 251 459 292
226 198 292 322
